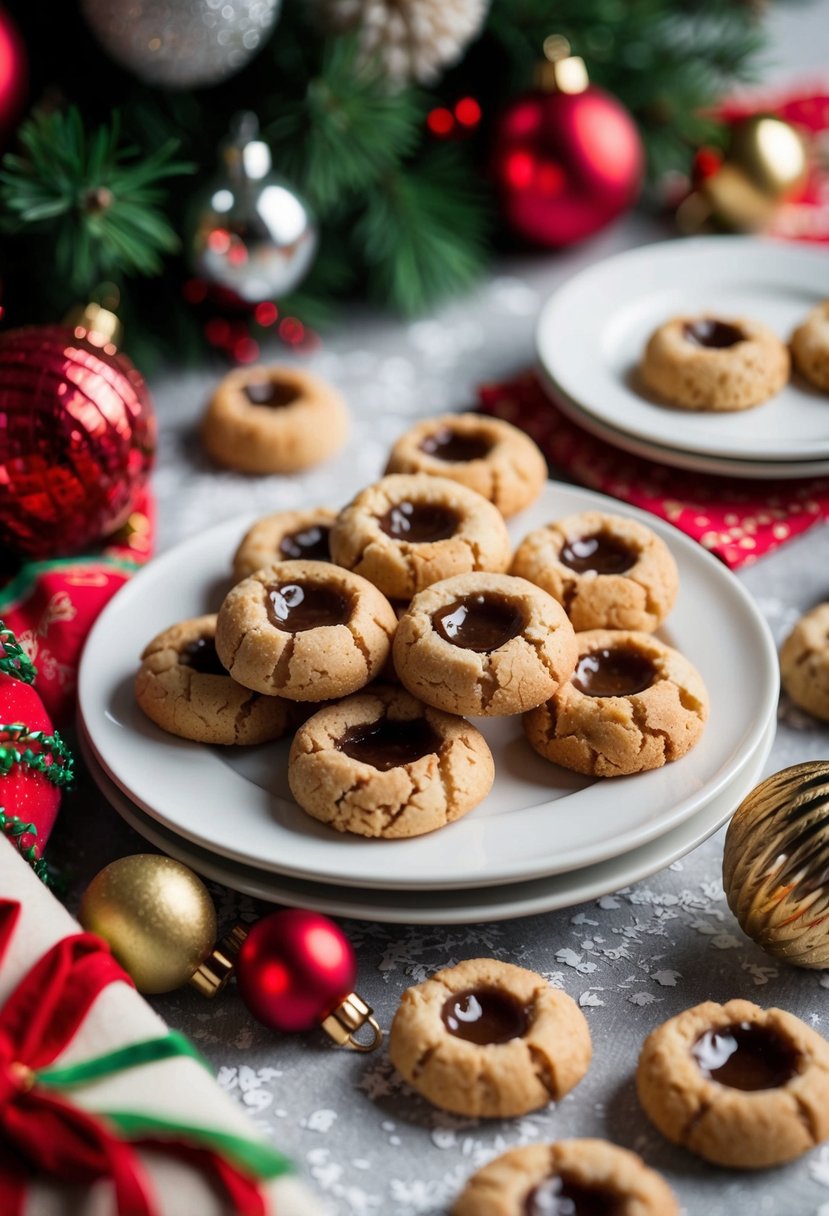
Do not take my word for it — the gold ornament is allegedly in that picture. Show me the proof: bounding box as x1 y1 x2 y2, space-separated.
678 113 809 234
723 763 829 969
79 854 218 993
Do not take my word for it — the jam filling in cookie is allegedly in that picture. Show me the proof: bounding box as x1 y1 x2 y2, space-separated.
441 987 530 1045
572 647 657 698
524 1176 623 1216
179 635 228 677
692 1022 800 1091
243 380 299 407
266 581 352 631
419 428 493 463
279 525 332 562
559 533 637 576
433 593 525 653
683 319 745 350
379 500 460 543
337 716 442 771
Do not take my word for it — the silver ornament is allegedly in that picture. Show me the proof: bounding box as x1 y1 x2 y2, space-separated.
81 0 281 89
190 114 317 303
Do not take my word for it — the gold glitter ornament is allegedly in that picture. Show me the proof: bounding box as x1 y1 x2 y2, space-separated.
79 854 218 993
723 763 829 969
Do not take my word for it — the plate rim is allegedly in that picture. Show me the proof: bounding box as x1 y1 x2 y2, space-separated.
78 480 779 890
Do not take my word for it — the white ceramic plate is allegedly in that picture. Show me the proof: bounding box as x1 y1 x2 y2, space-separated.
546 376 829 480
78 717 775 924
537 237 829 462
78 482 778 891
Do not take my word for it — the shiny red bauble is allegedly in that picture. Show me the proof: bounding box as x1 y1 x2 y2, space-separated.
0 325 156 560
0 5 27 147
236 908 357 1033
492 84 644 247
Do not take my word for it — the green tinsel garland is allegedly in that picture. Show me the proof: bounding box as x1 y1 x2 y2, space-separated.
0 625 37 685
0 723 75 789
0 808 50 881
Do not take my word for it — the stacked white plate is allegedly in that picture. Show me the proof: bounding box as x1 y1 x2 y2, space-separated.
536 237 829 480
78 482 779 924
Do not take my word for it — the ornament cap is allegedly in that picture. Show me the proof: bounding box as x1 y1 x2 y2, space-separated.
190 924 248 998
536 35 589 95
321 992 383 1053
64 302 123 350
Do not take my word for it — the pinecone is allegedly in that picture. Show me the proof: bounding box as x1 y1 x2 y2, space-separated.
313 0 489 85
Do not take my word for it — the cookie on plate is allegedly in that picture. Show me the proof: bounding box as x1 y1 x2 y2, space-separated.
201 364 348 474
791 300 829 391
232 507 337 580
780 602 829 721
329 474 511 600
640 315 789 411
637 998 829 1168
393 572 578 717
389 958 591 1117
524 629 708 777
511 510 679 632
385 413 547 518
288 686 494 838
452 1140 679 1216
215 560 397 701
135 614 290 745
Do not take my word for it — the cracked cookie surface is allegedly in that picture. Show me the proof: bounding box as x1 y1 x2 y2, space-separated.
215 560 397 701
201 363 348 474
511 510 679 632
287 686 494 838
452 1139 679 1216
384 413 547 518
637 999 829 1168
135 614 290 745
780 602 829 721
524 629 708 777
389 958 591 1117
232 507 337 580
640 314 789 411
329 473 512 600
791 300 829 391
393 572 578 717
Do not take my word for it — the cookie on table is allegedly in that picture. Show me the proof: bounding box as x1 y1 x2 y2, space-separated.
232 507 337 580
135 614 290 745
389 958 591 1118
779 602 829 721
791 300 829 391
215 560 397 701
640 315 789 411
201 364 348 474
452 1140 679 1216
524 629 708 777
288 686 494 838
511 510 679 632
637 998 829 1168
329 474 512 600
393 572 578 717
384 413 547 518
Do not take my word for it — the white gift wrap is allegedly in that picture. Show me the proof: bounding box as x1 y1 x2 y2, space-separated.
0 844 324 1216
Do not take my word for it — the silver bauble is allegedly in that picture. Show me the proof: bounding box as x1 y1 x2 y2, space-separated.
81 0 281 89
190 114 317 303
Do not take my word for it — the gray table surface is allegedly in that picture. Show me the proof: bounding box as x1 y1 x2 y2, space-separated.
54 10 829 1211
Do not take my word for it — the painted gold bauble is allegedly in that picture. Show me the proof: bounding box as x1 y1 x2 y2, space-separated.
79 854 217 993
723 763 829 969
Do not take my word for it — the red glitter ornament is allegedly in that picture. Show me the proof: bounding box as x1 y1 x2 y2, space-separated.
492 38 643 248
0 320 156 560
236 908 357 1033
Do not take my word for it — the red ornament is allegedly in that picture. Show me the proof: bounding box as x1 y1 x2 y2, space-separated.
492 41 643 247
236 908 357 1033
0 323 156 560
0 6 27 148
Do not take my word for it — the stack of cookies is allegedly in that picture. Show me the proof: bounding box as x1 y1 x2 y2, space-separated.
136 407 709 841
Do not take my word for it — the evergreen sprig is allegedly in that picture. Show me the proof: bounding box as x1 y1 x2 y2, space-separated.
0 107 193 295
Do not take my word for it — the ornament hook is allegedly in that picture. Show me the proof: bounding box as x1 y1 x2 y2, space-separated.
321 992 384 1053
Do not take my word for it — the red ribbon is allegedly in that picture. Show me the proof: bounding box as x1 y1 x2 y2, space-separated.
0 900 268 1216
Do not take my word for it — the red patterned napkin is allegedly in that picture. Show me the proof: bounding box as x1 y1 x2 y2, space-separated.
478 373 827 569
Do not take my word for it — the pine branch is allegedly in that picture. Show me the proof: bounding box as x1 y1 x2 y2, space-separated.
0 107 193 296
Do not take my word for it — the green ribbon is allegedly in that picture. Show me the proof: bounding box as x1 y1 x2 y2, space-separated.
36 1030 207 1088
